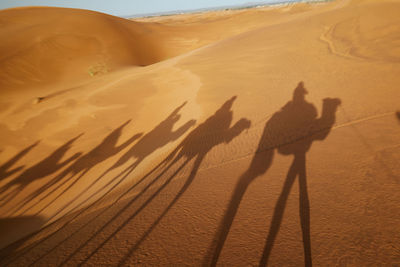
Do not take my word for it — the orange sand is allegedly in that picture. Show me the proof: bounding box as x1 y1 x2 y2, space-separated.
0 0 399 266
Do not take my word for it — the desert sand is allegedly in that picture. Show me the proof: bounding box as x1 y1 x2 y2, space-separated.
0 0 399 265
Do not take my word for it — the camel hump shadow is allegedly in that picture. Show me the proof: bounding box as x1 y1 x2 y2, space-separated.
264 83 341 156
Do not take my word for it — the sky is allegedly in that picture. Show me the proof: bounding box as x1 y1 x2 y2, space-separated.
0 0 301 17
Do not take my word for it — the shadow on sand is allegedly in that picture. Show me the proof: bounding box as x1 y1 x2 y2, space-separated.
1 118 145 217
68 96 250 266
0 101 197 266
115 96 251 265
206 82 341 267
44 102 195 221
0 141 40 181
0 83 342 266
0 136 82 211
0 216 46 251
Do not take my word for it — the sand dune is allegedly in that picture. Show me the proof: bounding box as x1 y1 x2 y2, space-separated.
0 0 399 266
0 7 167 91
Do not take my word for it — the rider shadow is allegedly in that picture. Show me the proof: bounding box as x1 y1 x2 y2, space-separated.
75 96 251 266
8 120 142 217
116 96 251 265
207 82 341 267
1 103 196 267
49 102 195 220
94 101 196 199
28 120 143 217
0 141 40 181
0 136 82 211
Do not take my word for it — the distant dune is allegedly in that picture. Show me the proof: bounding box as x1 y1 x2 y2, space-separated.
0 7 167 91
0 0 399 266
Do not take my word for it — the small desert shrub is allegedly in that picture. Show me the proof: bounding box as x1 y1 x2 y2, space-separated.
88 62 108 76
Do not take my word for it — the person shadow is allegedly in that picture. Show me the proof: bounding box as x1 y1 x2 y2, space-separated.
206 82 341 267
115 95 251 265
0 103 196 266
94 101 196 199
50 102 195 220
10 120 142 216
76 96 251 266
0 135 82 211
0 141 40 181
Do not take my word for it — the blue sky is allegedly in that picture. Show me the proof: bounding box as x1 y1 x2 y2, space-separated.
0 0 299 17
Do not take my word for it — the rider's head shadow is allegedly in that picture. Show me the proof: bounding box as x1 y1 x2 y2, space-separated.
293 81 307 101
218 96 237 114
167 101 187 123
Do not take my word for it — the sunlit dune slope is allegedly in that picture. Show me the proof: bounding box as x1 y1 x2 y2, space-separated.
0 7 166 90
0 3 338 92
322 0 400 62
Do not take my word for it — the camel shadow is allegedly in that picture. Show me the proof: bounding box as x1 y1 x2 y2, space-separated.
207 82 341 267
116 96 251 265
28 120 144 217
2 118 146 217
0 136 83 211
71 96 250 266
0 141 40 182
8 102 196 266
46 101 195 221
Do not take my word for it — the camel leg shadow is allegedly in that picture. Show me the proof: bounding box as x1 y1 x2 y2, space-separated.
118 155 204 265
259 153 312 267
206 149 274 267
